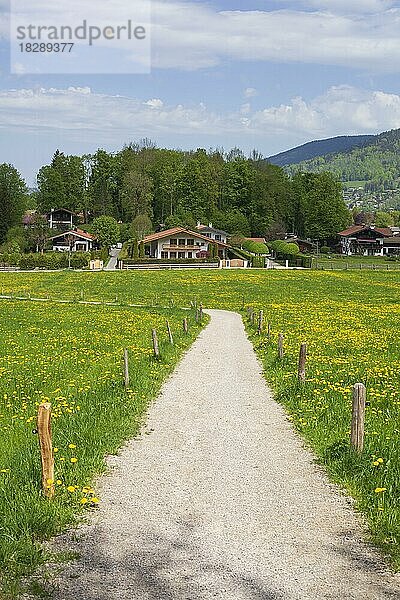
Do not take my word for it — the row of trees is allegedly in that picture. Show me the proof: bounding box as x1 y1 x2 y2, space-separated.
1 141 352 247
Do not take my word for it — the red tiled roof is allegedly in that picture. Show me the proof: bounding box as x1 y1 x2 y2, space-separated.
143 227 228 247
338 226 392 238
50 229 95 241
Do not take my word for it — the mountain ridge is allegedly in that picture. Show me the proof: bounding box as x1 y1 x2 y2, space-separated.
267 134 375 167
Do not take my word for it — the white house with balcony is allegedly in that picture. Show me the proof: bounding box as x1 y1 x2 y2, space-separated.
142 227 228 260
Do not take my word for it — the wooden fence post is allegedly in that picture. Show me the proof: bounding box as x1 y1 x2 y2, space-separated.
152 329 160 357
298 342 307 382
199 304 203 320
123 348 130 389
183 318 188 334
258 310 263 335
351 383 366 453
278 333 284 359
37 403 54 499
166 320 174 345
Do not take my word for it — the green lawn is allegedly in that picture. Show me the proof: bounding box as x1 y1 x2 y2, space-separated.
312 255 400 270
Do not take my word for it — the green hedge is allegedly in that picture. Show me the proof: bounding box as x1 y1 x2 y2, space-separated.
91 248 109 263
122 258 218 265
0 252 91 270
251 256 265 268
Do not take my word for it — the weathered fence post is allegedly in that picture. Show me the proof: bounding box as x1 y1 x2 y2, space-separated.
166 320 174 345
298 342 307 382
351 383 366 453
183 318 188 334
199 303 203 320
278 333 284 359
123 348 130 389
152 329 160 357
37 403 54 499
258 310 263 335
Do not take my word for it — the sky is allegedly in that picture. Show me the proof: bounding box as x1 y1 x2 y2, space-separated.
1 0 400 184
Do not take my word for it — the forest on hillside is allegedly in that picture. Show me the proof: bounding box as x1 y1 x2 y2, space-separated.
286 128 400 193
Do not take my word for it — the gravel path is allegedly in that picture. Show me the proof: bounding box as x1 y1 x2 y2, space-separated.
51 310 400 600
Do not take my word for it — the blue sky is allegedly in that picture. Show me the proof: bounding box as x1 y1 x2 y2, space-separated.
1 0 400 184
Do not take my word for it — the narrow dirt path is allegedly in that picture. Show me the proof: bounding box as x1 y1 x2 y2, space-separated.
51 310 400 600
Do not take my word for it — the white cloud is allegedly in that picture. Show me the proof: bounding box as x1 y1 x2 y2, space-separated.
303 0 394 14
144 98 164 109
244 88 258 99
252 85 400 136
3 0 400 72
149 1 400 72
1 85 400 145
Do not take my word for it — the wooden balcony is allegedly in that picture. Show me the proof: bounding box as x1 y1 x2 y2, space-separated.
162 244 203 250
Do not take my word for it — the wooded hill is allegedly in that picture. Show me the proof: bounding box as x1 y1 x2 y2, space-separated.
281 128 400 192
267 135 373 168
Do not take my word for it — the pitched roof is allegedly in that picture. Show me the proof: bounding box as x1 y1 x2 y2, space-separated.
196 224 228 235
143 227 229 247
47 208 76 216
338 225 392 237
245 237 267 244
50 229 95 241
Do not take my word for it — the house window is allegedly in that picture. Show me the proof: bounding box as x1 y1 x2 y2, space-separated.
215 234 221 241
187 252 192 258
178 252 185 259
178 239 186 246
187 239 194 246
76 243 86 251
170 252 177 259
170 239 177 246
161 251 168 259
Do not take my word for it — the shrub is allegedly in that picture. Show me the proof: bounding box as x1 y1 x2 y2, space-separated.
320 246 331 254
269 240 299 257
242 240 269 254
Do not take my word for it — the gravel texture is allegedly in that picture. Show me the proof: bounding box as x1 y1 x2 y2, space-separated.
50 310 400 600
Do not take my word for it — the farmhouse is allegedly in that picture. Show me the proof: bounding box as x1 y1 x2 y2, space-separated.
50 229 95 252
142 227 229 260
196 223 229 244
47 208 76 230
338 225 400 256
